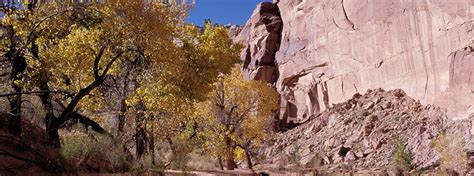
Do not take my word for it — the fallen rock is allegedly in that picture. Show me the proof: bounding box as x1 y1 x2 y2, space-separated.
258 89 472 172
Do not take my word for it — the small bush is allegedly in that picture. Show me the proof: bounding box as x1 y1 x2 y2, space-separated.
129 160 146 174
432 131 467 174
362 111 371 116
392 136 413 171
61 132 100 162
185 153 218 170
287 144 301 166
101 136 131 171
169 137 194 170
61 131 131 171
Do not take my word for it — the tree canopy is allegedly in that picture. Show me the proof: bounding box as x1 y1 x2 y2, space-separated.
0 0 278 172
195 67 279 169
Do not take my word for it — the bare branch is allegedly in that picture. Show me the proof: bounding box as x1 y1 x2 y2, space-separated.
94 45 108 80
69 112 109 135
237 105 254 124
100 52 123 79
0 90 73 97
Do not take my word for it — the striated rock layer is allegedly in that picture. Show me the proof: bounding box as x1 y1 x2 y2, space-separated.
236 0 474 123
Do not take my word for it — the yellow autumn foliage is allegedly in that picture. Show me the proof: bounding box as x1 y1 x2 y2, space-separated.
195 66 279 162
125 21 241 146
0 1 260 167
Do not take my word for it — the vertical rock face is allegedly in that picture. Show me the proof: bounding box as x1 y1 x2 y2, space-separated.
238 0 474 123
234 2 282 83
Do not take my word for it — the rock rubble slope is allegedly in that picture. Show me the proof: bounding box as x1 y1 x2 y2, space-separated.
259 89 473 171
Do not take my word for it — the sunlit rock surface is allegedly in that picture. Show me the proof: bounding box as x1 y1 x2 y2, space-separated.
237 0 474 122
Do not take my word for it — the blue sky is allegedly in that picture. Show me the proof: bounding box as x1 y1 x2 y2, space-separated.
186 0 273 26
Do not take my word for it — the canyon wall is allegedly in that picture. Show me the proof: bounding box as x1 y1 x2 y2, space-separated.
236 0 474 123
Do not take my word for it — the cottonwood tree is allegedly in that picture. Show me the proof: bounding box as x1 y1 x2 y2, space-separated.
0 1 70 135
0 1 94 135
0 2 249 170
125 21 241 163
0 0 186 148
41 1 189 148
195 67 278 170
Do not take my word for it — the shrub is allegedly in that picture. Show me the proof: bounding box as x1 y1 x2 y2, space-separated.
362 111 371 116
61 132 100 162
432 131 467 174
392 136 413 171
287 144 302 166
185 153 218 170
100 136 131 171
130 160 146 174
169 137 194 170
61 131 131 171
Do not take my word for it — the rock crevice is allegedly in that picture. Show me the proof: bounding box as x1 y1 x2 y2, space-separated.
234 2 283 84
340 0 355 30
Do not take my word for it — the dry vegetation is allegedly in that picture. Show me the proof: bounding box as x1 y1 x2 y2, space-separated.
433 131 468 175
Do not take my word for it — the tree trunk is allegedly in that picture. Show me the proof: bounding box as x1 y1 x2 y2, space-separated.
117 69 130 134
8 87 21 135
46 118 61 148
40 83 60 148
8 50 26 135
149 123 155 165
245 149 253 170
48 76 104 147
226 157 238 170
135 129 146 158
38 81 54 132
34 39 56 140
218 156 224 170
166 136 176 156
49 44 112 146
117 98 127 133
224 135 237 170
135 109 147 158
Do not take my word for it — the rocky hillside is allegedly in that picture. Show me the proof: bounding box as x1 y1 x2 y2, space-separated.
235 0 474 123
257 89 473 174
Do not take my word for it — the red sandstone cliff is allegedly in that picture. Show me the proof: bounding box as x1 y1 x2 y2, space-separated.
236 0 474 123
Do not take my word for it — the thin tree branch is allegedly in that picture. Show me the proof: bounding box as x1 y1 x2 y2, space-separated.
100 52 123 79
0 90 73 97
25 8 72 45
93 45 107 80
